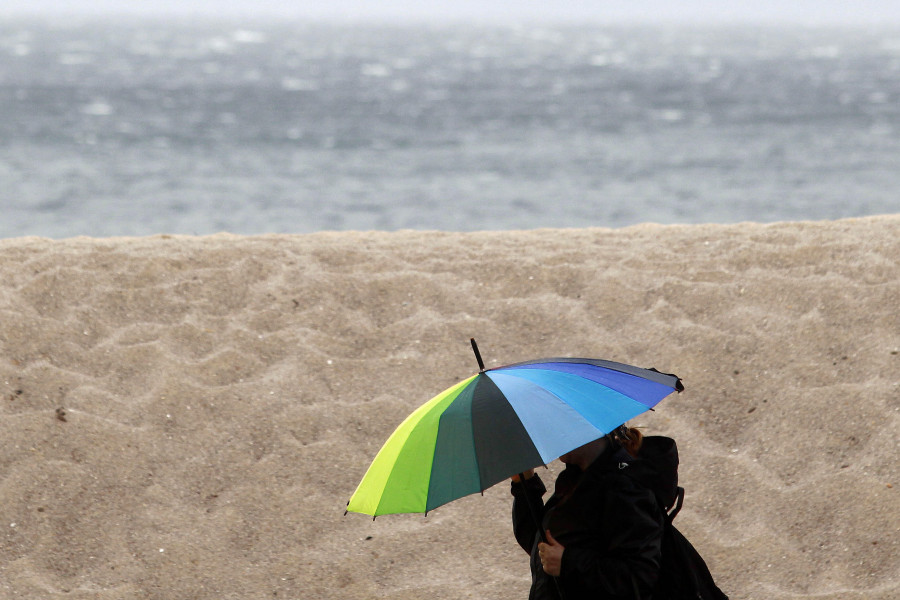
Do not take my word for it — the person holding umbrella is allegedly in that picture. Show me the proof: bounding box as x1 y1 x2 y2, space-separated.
511 426 664 600
347 342 683 598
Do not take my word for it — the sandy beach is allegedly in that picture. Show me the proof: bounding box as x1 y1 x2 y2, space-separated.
1 216 898 599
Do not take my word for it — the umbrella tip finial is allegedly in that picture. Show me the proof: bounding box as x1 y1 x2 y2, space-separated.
470 338 486 372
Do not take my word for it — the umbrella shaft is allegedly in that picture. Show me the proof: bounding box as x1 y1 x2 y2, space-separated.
517 474 546 543
470 338 486 372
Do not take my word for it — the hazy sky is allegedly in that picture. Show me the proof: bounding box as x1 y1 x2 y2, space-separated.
3 0 900 25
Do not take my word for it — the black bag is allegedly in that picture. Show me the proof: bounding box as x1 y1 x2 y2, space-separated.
630 436 729 600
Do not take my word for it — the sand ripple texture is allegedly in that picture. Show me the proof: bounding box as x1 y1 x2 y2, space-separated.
1 216 898 600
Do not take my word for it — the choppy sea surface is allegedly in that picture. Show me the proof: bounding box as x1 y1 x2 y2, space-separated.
2 18 900 238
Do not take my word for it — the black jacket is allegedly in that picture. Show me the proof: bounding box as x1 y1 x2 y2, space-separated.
511 445 664 600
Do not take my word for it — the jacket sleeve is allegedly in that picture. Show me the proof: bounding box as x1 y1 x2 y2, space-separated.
511 475 547 554
559 483 663 598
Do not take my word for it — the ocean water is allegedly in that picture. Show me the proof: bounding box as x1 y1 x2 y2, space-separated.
2 18 900 238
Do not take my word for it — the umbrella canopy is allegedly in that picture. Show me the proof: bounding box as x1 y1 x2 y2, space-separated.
347 341 682 517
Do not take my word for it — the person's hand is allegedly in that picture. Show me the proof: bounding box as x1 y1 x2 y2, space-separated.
511 469 534 483
538 530 564 576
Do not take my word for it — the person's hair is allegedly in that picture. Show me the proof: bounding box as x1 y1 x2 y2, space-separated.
614 425 643 457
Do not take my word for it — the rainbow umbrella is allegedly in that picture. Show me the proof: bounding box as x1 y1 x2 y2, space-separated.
346 340 682 517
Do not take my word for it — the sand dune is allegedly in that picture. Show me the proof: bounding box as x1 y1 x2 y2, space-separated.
1 216 898 599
